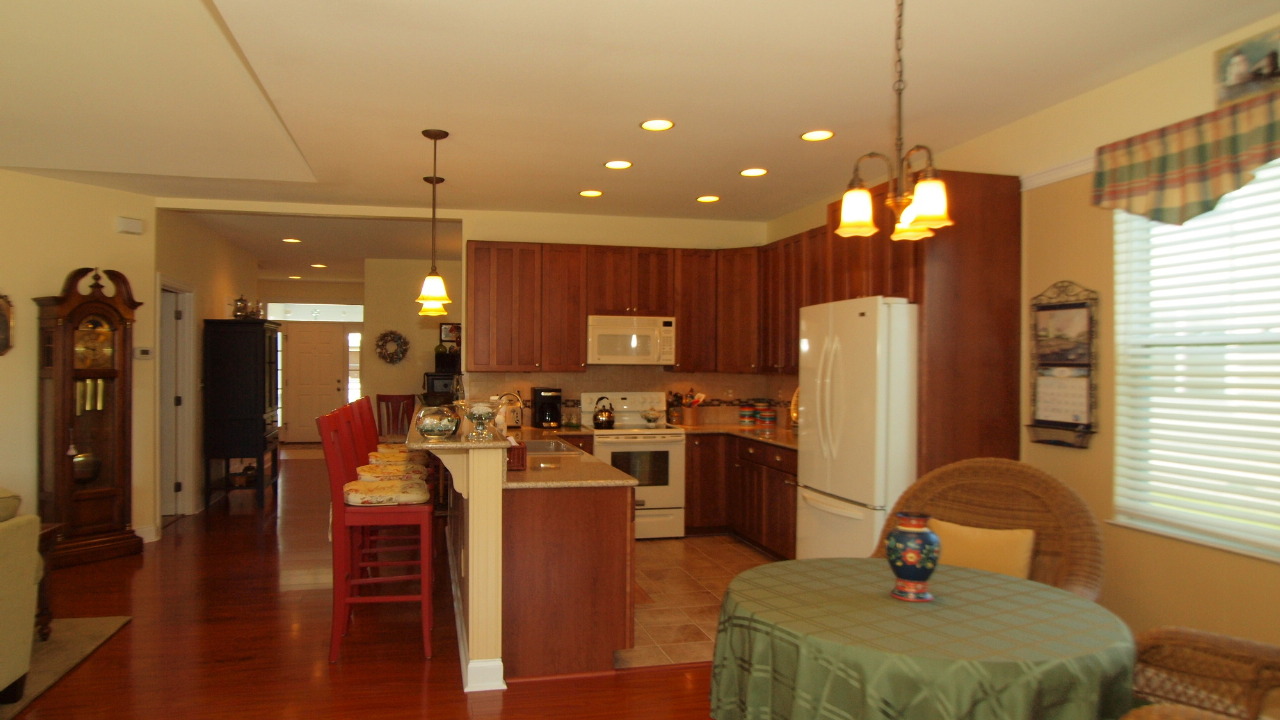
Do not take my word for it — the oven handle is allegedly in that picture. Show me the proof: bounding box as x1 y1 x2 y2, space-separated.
593 434 686 445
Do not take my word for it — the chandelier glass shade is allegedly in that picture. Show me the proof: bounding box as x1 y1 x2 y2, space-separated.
835 0 953 241
416 129 452 310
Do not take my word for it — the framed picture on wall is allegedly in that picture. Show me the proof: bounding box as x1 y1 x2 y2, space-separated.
1215 26 1280 105
439 322 461 343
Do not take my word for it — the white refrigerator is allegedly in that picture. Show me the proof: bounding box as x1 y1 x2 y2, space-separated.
795 295 918 559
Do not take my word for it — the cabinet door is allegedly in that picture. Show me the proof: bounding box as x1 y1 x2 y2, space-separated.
467 241 543 371
585 246 634 315
715 246 760 373
760 233 802 374
632 247 674 316
672 249 717 372
540 244 588 372
685 434 727 530
761 467 797 560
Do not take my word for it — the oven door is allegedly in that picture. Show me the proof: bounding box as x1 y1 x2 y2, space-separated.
593 434 686 538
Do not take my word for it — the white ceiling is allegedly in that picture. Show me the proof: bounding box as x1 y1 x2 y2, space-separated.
3 1 1276 282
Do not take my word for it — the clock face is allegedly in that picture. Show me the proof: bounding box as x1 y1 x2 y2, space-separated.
74 314 116 369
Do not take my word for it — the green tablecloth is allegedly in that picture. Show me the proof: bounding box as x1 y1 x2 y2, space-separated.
710 558 1133 720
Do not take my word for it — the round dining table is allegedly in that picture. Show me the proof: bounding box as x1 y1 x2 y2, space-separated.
710 557 1134 720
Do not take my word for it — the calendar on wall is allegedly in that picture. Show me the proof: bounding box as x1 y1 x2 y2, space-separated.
1027 281 1098 448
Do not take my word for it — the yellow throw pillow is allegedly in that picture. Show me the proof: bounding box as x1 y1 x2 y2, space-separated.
929 518 1036 579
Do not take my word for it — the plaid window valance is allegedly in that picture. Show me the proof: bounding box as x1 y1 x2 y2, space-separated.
1092 90 1280 224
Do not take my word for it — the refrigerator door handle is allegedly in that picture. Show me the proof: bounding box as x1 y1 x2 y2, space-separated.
816 335 835 459
799 487 882 517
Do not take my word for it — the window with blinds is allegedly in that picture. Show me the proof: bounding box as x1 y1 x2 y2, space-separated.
1113 157 1280 562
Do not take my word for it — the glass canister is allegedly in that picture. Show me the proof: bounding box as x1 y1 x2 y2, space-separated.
414 404 459 441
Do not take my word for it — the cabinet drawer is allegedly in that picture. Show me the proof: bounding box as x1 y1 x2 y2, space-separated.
559 434 594 454
738 440 796 474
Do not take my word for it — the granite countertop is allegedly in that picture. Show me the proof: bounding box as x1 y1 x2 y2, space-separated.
418 426 637 490
523 421 799 451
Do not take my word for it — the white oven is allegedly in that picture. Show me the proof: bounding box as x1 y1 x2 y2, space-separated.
584 391 686 539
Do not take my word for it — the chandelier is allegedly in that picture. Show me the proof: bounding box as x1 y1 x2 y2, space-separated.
416 128 451 316
835 0 952 241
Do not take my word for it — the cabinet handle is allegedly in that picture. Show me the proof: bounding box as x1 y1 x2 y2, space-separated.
747 446 755 454
774 454 783 462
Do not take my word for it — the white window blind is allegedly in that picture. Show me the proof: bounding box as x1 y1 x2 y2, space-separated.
1113 158 1280 562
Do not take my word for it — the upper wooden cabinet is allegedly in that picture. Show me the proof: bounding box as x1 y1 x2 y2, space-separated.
585 246 674 316
671 249 717 372
760 232 802 374
540 244 588 372
467 241 543 372
715 246 760 373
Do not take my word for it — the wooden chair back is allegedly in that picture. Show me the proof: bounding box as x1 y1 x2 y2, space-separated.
375 394 417 438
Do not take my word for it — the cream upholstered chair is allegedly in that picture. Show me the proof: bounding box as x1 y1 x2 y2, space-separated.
872 457 1104 601
1121 627 1280 720
0 507 40 704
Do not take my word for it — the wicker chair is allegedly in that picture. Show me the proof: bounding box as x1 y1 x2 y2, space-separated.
871 457 1104 600
1121 627 1280 720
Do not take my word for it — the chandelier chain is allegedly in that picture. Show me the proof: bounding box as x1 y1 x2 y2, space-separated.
893 0 906 170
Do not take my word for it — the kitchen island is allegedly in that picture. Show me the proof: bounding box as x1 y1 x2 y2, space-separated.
408 426 637 691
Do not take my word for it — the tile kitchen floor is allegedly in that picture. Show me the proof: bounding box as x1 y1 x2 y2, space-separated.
616 535 773 669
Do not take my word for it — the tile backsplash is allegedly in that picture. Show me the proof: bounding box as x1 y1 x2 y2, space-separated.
463 367 797 414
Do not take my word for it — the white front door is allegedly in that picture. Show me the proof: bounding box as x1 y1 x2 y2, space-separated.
282 322 349 442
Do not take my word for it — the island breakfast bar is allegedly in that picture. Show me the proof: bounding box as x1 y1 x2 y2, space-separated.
408 427 637 691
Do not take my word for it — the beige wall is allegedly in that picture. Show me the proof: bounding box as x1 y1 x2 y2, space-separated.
360 258 464 400
259 279 363 305
155 209 263 512
0 170 160 539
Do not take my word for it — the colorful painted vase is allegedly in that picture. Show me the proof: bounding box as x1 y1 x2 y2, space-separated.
884 512 941 602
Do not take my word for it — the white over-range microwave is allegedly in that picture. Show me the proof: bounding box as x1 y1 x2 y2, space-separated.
586 315 676 365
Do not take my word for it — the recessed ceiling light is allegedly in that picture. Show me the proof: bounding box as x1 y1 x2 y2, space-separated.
801 130 834 142
310 263 327 268
604 160 632 170
640 119 674 132
288 275 302 279
697 195 720 203
740 168 768 177
580 190 603 198
282 237 301 243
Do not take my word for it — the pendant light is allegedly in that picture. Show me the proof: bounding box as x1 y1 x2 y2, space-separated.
416 128 451 314
835 0 953 241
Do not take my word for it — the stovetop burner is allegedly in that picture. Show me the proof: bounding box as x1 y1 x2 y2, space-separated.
580 391 682 434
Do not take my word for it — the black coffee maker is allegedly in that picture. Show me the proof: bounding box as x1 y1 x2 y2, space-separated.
531 387 562 428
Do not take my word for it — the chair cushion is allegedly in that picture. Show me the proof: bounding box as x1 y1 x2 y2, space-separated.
356 463 428 482
0 487 20 522
930 518 1036 579
342 478 431 506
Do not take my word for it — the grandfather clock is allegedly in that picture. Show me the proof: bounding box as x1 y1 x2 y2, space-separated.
35 268 143 567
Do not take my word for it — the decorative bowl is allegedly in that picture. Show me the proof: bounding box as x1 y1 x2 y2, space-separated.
414 404 459 440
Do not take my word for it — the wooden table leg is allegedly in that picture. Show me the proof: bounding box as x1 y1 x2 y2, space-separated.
37 523 63 641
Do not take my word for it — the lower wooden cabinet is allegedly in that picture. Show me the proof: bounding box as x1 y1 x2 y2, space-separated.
559 433 594 454
685 434 728 530
714 436 797 560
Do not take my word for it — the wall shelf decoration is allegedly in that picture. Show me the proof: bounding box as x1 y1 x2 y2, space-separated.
1027 281 1098 449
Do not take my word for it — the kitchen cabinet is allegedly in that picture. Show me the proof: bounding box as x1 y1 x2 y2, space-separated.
585 246 674 316
203 319 282 509
726 444 763 548
738 439 797 560
912 171 1022 473
559 433 594 454
715 246 760 373
671 248 718 372
503 485 633 678
822 195 922 303
685 434 728 531
466 241 542 372
760 232 802 374
540 243 588 372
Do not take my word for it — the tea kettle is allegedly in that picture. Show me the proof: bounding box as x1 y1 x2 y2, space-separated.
592 396 615 429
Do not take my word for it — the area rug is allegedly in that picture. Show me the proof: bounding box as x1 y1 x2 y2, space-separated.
0 616 130 720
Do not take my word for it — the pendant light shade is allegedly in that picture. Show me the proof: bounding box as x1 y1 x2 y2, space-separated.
903 176 952 230
415 129 452 309
416 272 451 304
836 184 878 238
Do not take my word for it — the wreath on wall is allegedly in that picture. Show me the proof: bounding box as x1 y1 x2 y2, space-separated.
374 330 410 365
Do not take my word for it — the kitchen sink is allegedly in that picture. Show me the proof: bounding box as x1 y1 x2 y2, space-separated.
523 439 580 455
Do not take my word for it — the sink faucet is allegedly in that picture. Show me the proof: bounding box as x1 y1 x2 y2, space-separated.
497 391 523 428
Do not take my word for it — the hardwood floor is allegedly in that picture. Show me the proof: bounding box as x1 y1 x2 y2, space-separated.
25 457 715 719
